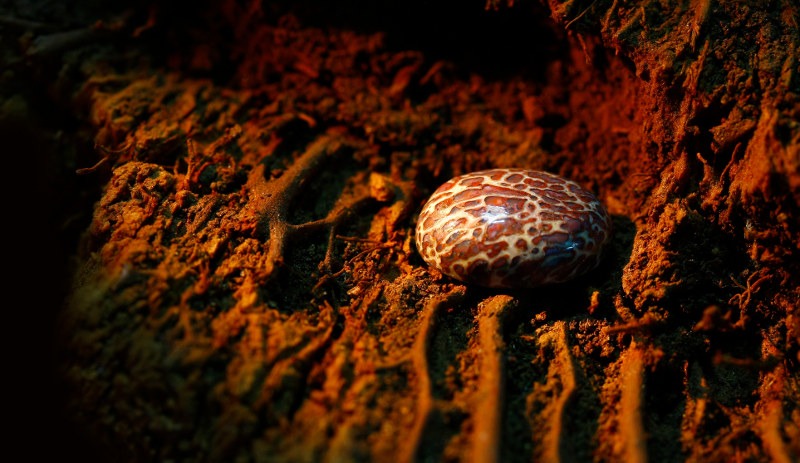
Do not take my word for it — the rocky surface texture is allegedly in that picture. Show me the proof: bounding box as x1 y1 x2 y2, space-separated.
4 0 798 461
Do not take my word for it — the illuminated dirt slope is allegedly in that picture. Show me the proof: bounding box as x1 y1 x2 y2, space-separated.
7 0 794 461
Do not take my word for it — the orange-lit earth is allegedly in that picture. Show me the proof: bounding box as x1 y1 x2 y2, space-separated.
5 1 798 461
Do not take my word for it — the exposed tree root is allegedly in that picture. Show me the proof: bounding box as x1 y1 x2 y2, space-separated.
533 321 579 463
401 287 466 463
243 132 375 282
618 344 647 463
472 295 516 463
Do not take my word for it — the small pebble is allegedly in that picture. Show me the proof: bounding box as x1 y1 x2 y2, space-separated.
415 168 612 288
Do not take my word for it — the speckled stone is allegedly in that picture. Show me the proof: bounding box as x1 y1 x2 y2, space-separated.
415 168 612 288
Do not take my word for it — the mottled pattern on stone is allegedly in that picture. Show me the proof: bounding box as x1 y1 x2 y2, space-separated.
415 168 612 288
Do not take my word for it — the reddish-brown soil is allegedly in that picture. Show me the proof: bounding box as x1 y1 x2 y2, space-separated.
4 0 798 461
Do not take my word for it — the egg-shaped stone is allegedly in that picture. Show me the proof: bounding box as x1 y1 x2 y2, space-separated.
415 168 612 288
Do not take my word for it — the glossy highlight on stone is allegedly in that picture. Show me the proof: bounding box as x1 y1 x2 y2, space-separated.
415 168 612 288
